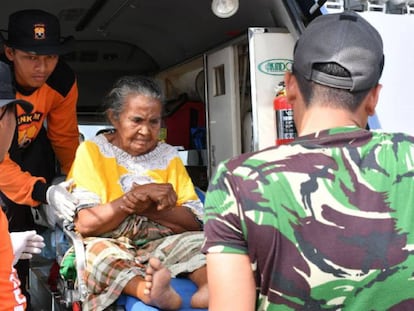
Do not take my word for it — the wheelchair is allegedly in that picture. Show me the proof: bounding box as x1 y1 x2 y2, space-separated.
52 189 208 311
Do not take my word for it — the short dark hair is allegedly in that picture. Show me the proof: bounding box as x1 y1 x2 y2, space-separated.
294 63 371 112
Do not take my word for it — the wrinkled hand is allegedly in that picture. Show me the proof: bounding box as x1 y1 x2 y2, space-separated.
122 183 177 214
10 230 45 265
46 179 79 222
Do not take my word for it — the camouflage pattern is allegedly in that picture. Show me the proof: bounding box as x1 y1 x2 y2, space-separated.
202 126 414 310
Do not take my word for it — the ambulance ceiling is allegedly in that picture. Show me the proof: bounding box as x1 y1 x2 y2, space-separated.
0 0 320 74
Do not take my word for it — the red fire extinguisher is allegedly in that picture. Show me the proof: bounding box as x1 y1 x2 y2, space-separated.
274 81 296 145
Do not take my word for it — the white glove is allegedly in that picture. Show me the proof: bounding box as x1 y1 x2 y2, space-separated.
10 230 45 265
46 179 79 222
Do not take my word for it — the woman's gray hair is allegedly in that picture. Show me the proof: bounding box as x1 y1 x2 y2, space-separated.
103 75 163 120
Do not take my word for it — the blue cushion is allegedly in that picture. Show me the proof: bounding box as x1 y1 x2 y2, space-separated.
194 187 205 203
116 278 207 311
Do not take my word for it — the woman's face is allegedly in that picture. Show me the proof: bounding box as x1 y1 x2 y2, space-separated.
111 94 162 156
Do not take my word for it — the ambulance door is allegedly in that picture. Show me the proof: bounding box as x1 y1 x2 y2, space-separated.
206 45 241 176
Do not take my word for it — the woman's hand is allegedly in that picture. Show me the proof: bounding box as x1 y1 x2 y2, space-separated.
121 182 201 232
76 183 179 236
122 182 177 214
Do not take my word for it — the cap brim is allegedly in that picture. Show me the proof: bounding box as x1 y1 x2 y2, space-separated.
6 36 75 55
0 98 33 113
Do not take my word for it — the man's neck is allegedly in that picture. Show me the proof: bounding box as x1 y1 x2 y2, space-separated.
15 82 37 96
297 107 364 136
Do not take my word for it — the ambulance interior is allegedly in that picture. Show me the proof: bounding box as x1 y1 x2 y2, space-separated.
1 0 414 310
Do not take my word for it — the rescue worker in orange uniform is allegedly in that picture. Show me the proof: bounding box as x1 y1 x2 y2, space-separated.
0 10 79 309
0 60 45 311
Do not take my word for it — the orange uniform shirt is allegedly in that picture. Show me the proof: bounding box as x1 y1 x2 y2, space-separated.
0 58 79 206
0 210 26 311
15 60 79 175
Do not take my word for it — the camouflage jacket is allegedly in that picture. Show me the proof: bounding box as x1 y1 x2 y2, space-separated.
203 126 414 310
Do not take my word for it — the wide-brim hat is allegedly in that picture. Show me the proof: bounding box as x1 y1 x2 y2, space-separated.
0 61 32 113
0 9 75 55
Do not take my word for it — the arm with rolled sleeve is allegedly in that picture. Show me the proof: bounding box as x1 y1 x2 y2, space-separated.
203 162 256 311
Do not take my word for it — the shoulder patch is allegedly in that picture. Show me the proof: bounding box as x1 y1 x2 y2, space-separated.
46 59 76 97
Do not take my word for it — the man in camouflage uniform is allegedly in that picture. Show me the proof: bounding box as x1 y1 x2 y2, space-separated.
202 11 414 310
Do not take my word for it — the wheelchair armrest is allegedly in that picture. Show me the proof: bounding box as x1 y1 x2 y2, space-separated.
59 219 89 302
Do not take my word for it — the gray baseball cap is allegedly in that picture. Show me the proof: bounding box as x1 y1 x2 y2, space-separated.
293 11 384 92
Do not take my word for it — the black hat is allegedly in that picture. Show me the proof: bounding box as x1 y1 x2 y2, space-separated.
293 11 384 92
1 9 74 55
0 61 33 113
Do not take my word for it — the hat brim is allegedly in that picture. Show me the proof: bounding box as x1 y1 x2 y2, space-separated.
0 98 33 113
4 36 75 55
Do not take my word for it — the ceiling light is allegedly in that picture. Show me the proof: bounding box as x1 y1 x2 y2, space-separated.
211 0 239 18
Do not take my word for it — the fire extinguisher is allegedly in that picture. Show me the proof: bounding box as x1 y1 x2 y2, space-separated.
274 81 296 145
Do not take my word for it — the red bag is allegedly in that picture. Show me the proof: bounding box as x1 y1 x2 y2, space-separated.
164 95 206 150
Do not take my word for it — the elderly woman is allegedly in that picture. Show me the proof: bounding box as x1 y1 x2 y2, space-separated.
67 75 207 310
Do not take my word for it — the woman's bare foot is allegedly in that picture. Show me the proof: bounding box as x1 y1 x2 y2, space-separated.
191 283 209 308
141 257 182 310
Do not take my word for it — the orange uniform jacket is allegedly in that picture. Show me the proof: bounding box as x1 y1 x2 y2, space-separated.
0 58 79 205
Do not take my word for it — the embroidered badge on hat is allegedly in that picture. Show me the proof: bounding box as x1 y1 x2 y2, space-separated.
34 24 46 40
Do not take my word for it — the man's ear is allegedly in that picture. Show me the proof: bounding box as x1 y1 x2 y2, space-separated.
284 71 298 103
365 84 382 116
3 46 15 61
